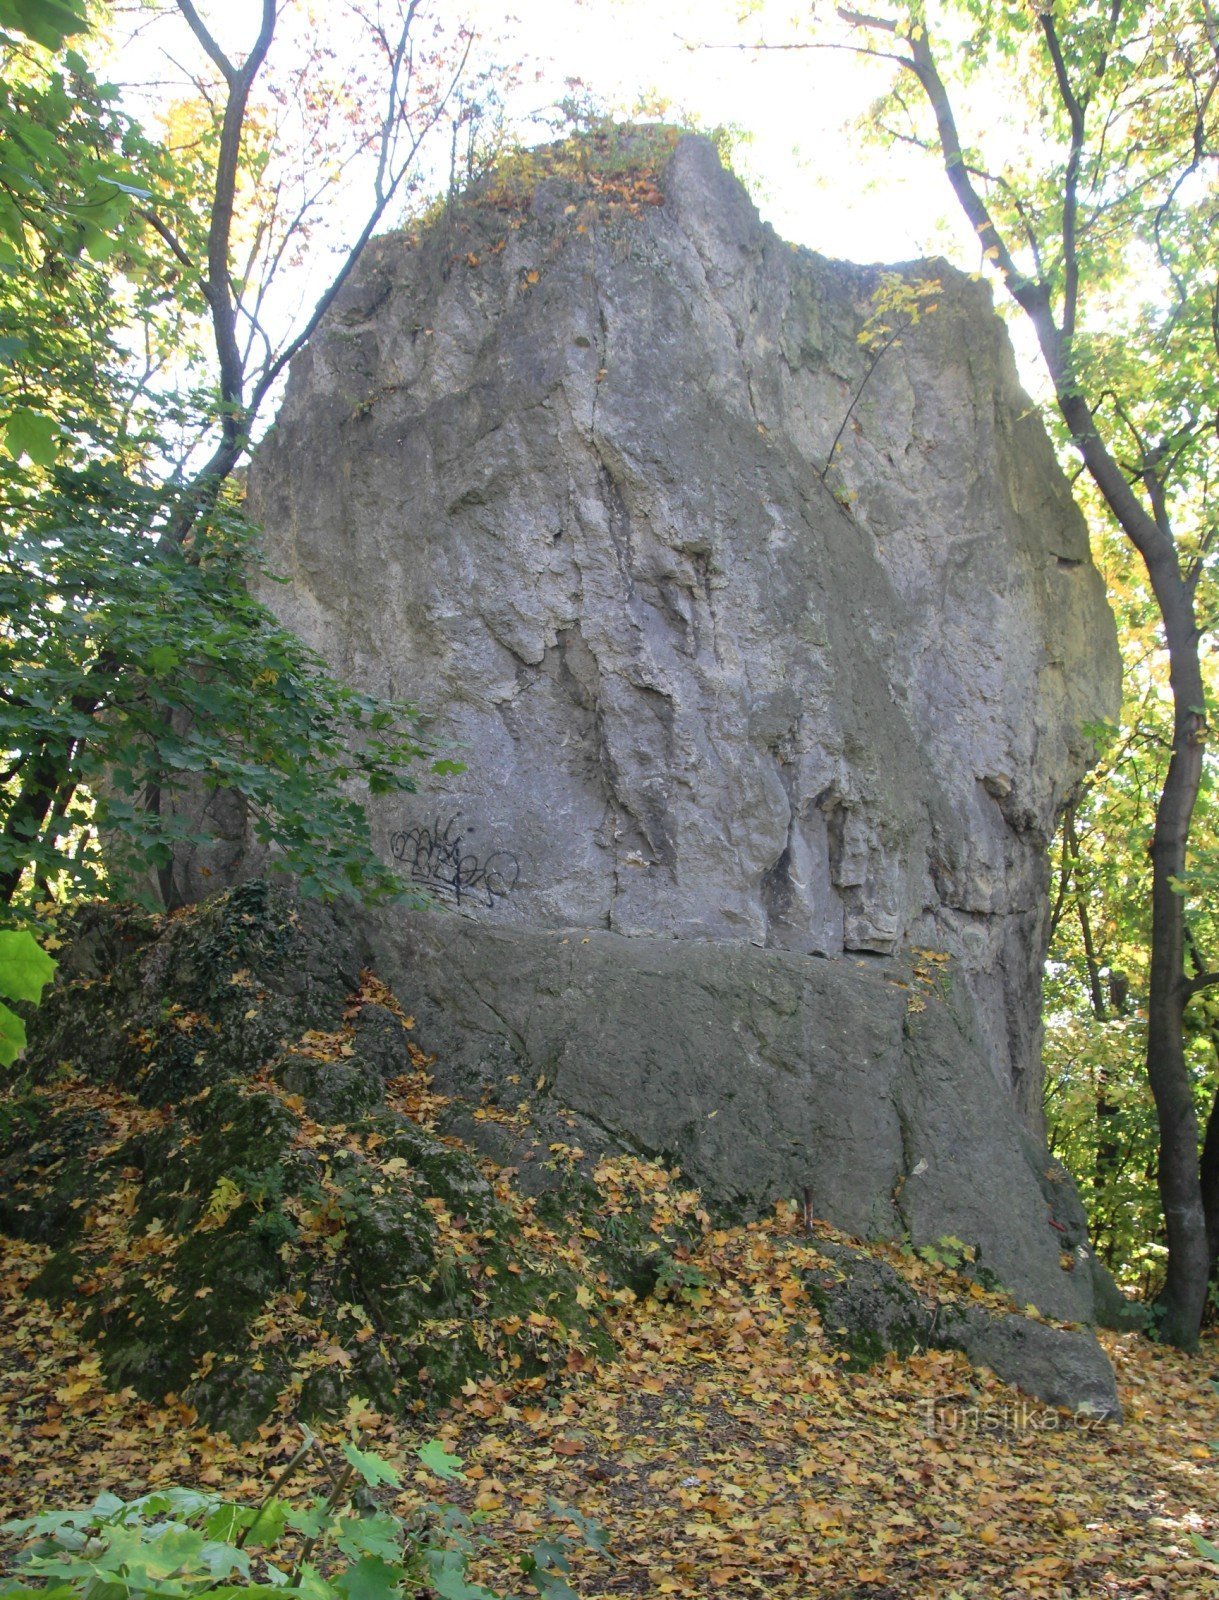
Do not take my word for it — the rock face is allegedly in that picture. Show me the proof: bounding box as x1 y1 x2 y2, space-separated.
370 909 1109 1327
247 130 1122 1341
803 1240 1120 1421
251 130 1117 1123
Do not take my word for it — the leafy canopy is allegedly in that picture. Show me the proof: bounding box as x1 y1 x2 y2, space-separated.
0 3 458 909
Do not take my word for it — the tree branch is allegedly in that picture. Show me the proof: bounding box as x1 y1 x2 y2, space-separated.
248 15 471 417
135 206 200 280
1037 11 1085 346
176 0 277 435
175 0 237 84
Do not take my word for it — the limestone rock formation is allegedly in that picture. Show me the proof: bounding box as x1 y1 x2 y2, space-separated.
246 130 1123 1369
250 130 1116 1118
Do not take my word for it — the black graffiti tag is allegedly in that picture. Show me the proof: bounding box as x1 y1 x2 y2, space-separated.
389 816 520 908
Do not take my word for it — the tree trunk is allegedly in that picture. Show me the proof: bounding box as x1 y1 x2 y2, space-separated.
1041 385 1210 1346
1143 602 1209 1345
0 753 72 904
1200 1085 1219 1278
852 0 1215 1347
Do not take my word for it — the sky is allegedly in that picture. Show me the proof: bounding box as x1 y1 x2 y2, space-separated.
108 0 981 269
461 0 974 265
101 0 1031 413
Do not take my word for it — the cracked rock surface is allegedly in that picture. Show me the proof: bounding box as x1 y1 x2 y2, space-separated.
249 132 1117 1124
246 131 1122 1344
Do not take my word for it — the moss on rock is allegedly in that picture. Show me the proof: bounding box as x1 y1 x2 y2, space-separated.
5 884 641 1438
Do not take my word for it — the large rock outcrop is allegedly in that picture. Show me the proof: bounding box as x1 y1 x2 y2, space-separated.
243 130 1121 1343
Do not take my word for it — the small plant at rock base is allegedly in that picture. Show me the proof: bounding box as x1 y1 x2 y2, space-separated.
652 1254 708 1307
0 1423 609 1600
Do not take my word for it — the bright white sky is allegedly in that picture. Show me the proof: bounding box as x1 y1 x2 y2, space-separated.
463 0 966 265
104 0 1034 423
110 0 981 268
464 0 976 265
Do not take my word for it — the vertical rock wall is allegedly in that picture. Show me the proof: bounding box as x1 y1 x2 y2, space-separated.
249 132 1118 1129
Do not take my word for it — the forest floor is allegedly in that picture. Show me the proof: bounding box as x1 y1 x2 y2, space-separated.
1 1212 1217 1600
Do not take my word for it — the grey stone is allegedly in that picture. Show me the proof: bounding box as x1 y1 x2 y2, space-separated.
274 1051 384 1121
938 1305 1121 1421
804 1240 1120 1421
352 1001 412 1079
239 130 1125 1402
249 131 1118 1131
803 1244 934 1367
367 907 1105 1327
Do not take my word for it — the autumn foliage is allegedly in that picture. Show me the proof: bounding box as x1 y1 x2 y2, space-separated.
2 889 1218 1597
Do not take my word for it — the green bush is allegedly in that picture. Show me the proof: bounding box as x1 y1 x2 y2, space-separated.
0 1430 608 1600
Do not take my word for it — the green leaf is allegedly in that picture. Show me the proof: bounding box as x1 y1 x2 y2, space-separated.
416 1441 465 1483
242 1499 289 1549
333 1513 403 1564
341 1442 402 1490
528 1541 570 1574
424 1549 498 1600
0 1000 27 1067
1193 1532 1219 1562
82 223 121 263
196 1539 253 1581
0 930 57 1004
146 644 181 676
333 1555 403 1600
530 1578 578 1600
294 1564 339 1600
0 0 89 51
192 1588 294 1600
4 407 59 467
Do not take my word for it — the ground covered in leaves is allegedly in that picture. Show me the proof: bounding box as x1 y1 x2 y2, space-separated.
1 888 1218 1597
2 1133 1218 1595
1 1213 1217 1599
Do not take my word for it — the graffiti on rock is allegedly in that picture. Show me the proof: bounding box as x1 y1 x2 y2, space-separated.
390 815 520 908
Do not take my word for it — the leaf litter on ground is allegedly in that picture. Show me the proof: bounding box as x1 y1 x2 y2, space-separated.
1 975 1217 1600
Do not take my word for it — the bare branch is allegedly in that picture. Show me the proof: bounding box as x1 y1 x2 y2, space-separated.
175 0 237 84
837 6 897 32
136 205 199 278
249 16 473 417
1037 12 1085 344
176 0 278 437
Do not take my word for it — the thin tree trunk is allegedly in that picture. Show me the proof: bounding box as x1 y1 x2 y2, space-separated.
0 757 66 903
1143 596 1209 1344
1200 1086 1219 1276
1062 805 1121 1201
898 17 1213 1347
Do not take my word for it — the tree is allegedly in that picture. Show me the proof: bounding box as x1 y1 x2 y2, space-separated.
742 0 1219 1344
1043 516 1219 1304
0 0 476 908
